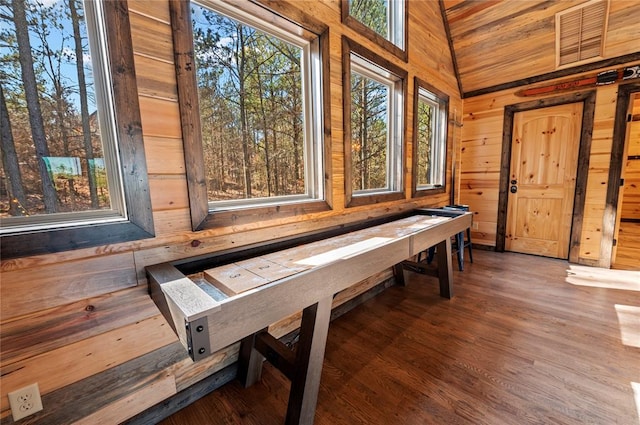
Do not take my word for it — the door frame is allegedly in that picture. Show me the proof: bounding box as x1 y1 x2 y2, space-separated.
601 82 640 267
496 91 597 262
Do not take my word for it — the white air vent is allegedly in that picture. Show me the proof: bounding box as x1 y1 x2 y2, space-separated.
556 0 609 67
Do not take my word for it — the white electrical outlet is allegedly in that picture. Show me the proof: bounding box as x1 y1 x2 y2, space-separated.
8 383 43 421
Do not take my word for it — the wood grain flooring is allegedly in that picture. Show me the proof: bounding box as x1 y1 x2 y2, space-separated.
159 250 640 425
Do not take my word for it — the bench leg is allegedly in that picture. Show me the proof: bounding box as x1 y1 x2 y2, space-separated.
436 237 453 299
285 295 332 425
456 232 464 271
393 263 406 286
238 328 267 387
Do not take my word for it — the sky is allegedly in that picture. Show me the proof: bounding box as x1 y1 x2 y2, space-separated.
0 0 96 112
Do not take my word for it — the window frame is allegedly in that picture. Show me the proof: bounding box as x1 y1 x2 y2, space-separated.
342 36 407 208
412 77 449 198
341 0 408 62
171 0 332 230
0 0 154 260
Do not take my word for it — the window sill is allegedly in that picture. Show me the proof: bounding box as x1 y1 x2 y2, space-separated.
346 191 405 208
196 200 332 230
412 186 446 198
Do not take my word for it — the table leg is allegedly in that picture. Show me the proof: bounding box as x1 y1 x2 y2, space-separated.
436 237 453 298
393 263 406 286
238 328 267 387
285 295 332 425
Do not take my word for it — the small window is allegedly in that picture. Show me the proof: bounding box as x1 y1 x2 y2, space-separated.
343 37 406 207
556 0 609 68
174 0 330 229
413 78 448 197
342 0 407 61
0 0 153 258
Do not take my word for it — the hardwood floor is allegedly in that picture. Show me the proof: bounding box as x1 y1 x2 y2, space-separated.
159 250 640 425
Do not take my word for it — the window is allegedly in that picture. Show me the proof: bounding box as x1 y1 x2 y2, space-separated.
413 78 448 197
173 0 330 230
0 0 153 259
342 0 407 61
343 37 406 207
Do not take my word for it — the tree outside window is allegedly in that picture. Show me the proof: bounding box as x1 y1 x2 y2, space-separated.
0 0 153 258
413 79 448 197
0 0 112 219
350 70 389 191
343 0 406 60
190 1 324 211
343 38 405 207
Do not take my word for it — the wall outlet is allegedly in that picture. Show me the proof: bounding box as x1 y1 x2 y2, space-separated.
473 221 479 230
8 383 43 421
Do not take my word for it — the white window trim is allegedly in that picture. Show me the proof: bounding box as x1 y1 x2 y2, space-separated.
0 0 127 235
416 87 446 190
193 0 325 213
350 52 404 196
388 0 405 50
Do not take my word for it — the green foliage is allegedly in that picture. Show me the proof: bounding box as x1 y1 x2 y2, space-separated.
350 72 388 191
416 100 434 186
349 0 388 38
0 0 107 217
192 4 305 201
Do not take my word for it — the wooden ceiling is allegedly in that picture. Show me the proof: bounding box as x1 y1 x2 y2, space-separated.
441 0 640 97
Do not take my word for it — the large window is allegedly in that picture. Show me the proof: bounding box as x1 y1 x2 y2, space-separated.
413 78 448 196
173 0 330 230
342 0 407 61
343 37 406 207
0 0 153 258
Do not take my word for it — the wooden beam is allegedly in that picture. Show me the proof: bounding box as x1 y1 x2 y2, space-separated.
463 53 640 98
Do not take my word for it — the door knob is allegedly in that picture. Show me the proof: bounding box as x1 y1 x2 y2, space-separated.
510 185 518 193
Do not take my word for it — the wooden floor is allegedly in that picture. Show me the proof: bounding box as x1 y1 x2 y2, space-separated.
159 250 640 425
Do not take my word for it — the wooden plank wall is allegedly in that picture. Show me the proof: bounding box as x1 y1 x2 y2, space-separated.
444 0 640 94
459 64 640 267
0 0 459 423
613 94 640 269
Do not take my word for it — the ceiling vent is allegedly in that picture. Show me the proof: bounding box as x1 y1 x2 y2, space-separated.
556 0 609 68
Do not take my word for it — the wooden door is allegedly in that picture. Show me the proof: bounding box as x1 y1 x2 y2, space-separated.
506 103 583 258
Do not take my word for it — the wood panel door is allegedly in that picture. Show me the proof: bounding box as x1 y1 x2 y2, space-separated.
506 103 583 258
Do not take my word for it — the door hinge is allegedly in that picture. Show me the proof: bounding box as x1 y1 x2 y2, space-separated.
620 178 625 186
628 114 632 122
612 238 617 247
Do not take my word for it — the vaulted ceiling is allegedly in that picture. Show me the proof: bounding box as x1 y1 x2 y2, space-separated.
441 0 640 97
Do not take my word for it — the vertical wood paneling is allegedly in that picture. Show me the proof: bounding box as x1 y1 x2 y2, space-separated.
459 70 635 265
578 85 617 261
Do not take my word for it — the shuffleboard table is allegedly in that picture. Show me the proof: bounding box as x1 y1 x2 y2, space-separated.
147 209 472 424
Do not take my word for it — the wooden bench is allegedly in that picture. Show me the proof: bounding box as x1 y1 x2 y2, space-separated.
147 210 472 425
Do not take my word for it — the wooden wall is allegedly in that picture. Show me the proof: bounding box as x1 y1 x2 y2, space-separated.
459 64 640 268
613 94 640 269
0 0 460 423
443 0 640 95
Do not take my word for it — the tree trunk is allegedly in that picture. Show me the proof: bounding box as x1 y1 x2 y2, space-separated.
360 78 369 189
290 70 301 190
69 0 98 208
44 42 77 210
256 71 271 196
237 25 252 197
12 0 58 212
0 83 27 216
